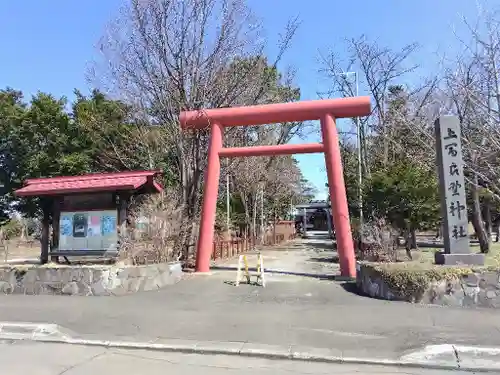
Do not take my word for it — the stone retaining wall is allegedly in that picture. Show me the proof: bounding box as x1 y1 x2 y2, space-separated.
0 262 182 296
356 262 500 308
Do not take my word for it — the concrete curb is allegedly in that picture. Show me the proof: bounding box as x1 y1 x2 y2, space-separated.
400 344 500 372
0 322 498 372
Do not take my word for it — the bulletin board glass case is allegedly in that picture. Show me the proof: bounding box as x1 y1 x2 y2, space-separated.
58 210 118 252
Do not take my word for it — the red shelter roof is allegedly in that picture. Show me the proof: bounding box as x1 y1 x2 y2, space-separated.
15 170 163 197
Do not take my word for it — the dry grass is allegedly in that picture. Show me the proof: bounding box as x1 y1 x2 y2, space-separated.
399 242 500 267
118 191 188 265
363 242 500 276
0 238 40 263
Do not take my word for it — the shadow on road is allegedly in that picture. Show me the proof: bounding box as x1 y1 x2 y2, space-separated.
308 255 339 263
339 281 406 303
301 241 336 251
339 281 361 296
211 265 338 280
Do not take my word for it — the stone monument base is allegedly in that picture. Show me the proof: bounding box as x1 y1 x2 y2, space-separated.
434 251 485 266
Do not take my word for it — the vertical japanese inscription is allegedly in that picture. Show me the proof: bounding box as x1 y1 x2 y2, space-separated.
435 116 469 254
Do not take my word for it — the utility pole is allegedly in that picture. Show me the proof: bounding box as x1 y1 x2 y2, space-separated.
354 72 363 227
339 71 363 227
260 184 264 241
226 160 230 233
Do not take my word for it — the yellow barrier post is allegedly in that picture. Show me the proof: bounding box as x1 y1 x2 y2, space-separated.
235 252 265 287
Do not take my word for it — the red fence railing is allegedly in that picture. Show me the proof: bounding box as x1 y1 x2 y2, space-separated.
211 237 254 261
211 232 296 261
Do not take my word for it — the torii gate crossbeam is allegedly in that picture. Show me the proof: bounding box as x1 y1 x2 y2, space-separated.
180 96 371 277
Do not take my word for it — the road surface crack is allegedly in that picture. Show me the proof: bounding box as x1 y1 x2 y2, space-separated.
57 350 108 375
451 344 460 369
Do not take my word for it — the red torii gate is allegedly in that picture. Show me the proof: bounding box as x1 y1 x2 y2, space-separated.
180 96 371 277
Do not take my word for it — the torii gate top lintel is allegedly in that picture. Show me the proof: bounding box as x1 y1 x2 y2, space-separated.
180 96 371 129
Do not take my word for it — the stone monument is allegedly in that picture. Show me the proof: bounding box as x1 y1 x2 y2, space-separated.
434 116 485 265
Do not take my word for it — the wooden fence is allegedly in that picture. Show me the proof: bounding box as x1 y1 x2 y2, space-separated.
211 232 296 261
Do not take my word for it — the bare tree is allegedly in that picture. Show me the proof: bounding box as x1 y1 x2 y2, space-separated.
319 36 422 173
440 8 500 252
91 0 300 258
227 123 307 241
389 6 500 251
320 36 449 251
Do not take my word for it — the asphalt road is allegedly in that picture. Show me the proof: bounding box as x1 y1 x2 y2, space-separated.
1 235 499 366
0 271 499 361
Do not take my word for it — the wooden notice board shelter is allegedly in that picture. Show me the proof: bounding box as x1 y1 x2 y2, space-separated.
15 170 163 264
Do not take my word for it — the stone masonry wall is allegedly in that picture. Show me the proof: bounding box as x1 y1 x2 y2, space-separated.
0 262 182 296
356 262 500 308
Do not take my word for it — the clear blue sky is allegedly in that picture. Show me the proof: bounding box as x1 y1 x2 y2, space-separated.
0 0 496 199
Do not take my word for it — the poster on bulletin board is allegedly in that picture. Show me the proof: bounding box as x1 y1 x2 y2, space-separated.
58 210 118 251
